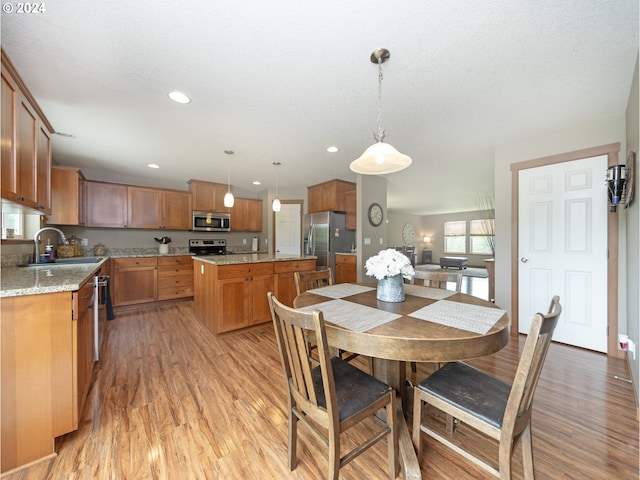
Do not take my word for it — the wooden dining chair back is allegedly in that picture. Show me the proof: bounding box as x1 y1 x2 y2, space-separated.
267 292 398 480
294 269 334 295
412 295 562 479
411 270 462 292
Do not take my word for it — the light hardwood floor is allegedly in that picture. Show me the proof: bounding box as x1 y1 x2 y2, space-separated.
4 296 638 480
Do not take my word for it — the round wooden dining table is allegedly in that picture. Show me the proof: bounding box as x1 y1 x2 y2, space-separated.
293 282 510 480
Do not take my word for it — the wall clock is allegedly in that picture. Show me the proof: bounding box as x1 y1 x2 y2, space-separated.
402 223 415 245
368 203 383 226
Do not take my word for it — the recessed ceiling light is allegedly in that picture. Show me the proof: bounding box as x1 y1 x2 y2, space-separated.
253 181 261 185
327 146 339 153
168 91 191 104
147 163 160 169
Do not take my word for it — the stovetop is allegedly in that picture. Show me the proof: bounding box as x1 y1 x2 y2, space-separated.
189 238 227 255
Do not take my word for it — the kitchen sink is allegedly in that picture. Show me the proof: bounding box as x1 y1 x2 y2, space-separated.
21 257 104 267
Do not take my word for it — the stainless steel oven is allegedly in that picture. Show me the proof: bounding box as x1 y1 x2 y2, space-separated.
192 211 231 232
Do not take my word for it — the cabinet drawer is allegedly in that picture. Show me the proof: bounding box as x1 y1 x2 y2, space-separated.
157 255 193 267
157 264 193 277
158 275 194 289
158 285 194 300
114 257 157 268
273 259 316 273
217 262 273 279
336 254 356 265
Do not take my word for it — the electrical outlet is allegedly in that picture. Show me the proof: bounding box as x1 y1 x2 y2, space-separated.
81 238 88 246
243 238 246 244
364 237 371 245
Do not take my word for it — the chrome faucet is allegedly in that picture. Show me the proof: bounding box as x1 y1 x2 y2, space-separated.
33 227 68 262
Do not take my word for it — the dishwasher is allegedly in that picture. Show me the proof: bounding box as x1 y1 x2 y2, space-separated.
94 274 114 361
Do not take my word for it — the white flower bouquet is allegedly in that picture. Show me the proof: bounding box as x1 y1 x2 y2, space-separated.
365 248 415 281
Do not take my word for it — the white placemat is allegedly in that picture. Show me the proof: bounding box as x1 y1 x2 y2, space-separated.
404 284 456 300
299 299 401 333
408 300 506 334
305 283 375 299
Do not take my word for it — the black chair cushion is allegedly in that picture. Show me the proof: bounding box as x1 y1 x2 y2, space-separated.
312 357 392 422
417 362 511 428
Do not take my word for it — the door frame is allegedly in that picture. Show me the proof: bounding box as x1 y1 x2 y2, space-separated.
510 142 621 357
272 200 304 255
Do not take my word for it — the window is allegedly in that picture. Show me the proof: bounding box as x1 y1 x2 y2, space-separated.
2 213 24 239
470 219 495 255
444 220 466 254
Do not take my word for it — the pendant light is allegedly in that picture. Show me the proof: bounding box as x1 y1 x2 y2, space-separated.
272 161 281 212
223 150 235 208
350 48 412 175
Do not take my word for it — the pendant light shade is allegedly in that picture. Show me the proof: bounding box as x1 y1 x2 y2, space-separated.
350 48 412 175
350 141 412 175
272 161 281 212
224 150 235 207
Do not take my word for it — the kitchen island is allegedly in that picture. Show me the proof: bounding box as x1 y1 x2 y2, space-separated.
193 253 316 335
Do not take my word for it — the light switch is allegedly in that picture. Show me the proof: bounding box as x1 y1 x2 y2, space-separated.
364 238 371 245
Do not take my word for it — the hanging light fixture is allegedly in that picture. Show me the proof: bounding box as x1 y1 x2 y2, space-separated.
272 162 281 212
350 48 412 175
223 150 235 208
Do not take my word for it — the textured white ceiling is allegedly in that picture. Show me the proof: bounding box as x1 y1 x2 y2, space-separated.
2 0 638 214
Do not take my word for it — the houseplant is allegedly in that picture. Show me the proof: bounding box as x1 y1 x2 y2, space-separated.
365 248 415 302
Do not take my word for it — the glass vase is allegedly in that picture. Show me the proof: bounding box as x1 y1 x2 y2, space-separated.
377 274 405 302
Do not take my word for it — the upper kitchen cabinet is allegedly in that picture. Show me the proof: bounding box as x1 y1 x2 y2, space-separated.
188 179 231 213
344 190 356 230
230 197 262 232
162 189 192 230
1 50 53 214
307 179 356 214
85 180 192 230
48 166 86 225
86 181 128 228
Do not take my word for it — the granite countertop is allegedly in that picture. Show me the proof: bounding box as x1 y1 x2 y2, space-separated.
192 253 316 266
336 252 357 256
1 257 109 298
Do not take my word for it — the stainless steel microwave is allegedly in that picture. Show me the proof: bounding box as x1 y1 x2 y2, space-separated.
192 211 231 232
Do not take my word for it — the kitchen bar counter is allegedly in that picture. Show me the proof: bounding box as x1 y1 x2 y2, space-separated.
1 258 108 298
193 253 316 266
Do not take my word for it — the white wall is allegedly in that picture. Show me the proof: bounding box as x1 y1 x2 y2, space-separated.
624 55 639 397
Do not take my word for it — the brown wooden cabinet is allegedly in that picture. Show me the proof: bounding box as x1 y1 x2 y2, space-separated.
188 179 230 213
74 278 95 425
48 166 86 225
307 179 356 214
1 277 96 473
128 186 163 229
86 181 192 230
273 259 317 306
112 257 158 306
86 181 128 228
157 255 194 300
162 190 192 230
1 51 53 214
344 190 356 230
336 253 357 284
230 197 263 232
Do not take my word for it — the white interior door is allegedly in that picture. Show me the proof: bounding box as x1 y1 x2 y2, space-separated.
275 203 301 255
518 155 608 352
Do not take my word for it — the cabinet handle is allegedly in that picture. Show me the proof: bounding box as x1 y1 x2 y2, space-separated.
82 295 92 300
17 196 24 201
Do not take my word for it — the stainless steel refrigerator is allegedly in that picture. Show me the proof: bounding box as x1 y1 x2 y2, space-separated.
303 212 355 277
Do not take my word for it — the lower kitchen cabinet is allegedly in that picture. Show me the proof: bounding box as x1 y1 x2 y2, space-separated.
273 259 317 306
157 255 194 300
112 257 157 306
1 277 96 473
335 253 357 283
194 258 317 335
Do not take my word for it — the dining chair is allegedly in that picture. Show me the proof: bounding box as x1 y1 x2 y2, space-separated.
409 270 463 373
412 295 562 479
410 270 462 292
294 269 365 365
267 292 399 480
294 268 334 295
